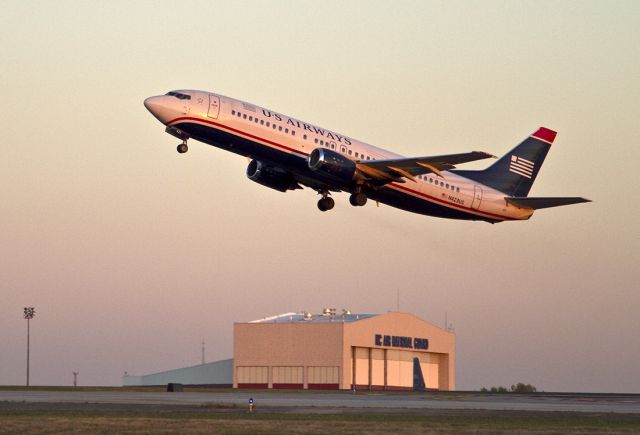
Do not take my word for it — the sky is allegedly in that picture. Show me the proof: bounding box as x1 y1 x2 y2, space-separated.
1 0 639 392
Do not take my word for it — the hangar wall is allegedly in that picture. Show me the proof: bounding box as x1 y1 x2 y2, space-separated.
234 322 343 389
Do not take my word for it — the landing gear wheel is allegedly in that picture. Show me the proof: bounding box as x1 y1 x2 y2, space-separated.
349 192 367 207
317 197 335 212
177 143 188 153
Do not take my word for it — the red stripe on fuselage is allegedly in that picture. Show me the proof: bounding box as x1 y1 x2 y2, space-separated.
389 183 516 221
167 116 515 221
168 116 308 157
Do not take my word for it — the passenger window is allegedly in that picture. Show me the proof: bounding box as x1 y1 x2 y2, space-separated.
255 118 258 123
330 143 335 150
314 138 318 144
232 110 236 115
260 119 264 125
320 140 324 145
292 130 295 136
243 114 247 119
249 116 253 121
273 124 276 129
279 126 283 131
266 122 270 127
285 128 288 133
304 134 307 140
457 187 460 192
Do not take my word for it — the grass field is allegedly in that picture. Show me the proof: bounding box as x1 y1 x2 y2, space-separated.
1 409 640 434
2 387 639 433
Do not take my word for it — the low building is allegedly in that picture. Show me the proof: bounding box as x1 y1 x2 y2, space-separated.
122 358 233 387
123 310 455 391
235 311 454 391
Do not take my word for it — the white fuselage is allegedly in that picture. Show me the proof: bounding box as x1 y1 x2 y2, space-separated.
144 90 534 222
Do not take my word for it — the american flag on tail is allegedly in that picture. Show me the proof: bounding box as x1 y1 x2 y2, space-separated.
509 155 534 178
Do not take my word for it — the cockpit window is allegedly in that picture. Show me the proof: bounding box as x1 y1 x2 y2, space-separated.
166 91 191 100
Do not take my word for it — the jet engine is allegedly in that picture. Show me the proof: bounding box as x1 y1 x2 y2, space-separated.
246 160 297 192
307 148 356 183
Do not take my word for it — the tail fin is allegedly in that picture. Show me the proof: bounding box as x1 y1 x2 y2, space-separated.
452 127 556 196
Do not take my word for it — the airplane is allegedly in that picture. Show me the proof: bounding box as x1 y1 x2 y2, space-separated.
144 90 590 223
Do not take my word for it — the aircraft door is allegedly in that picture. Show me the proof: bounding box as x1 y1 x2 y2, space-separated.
207 94 220 119
471 185 483 210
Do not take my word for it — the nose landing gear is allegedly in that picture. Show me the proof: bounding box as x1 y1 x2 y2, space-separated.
177 140 188 154
177 142 188 154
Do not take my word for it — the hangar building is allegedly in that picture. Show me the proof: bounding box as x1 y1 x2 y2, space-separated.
123 310 455 391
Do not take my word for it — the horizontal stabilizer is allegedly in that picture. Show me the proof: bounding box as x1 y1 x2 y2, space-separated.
506 197 591 210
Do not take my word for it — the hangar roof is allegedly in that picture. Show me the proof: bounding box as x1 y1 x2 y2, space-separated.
248 312 379 324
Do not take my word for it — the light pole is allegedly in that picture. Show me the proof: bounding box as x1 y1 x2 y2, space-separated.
24 307 35 387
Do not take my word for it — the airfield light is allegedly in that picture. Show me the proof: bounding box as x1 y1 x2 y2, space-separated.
24 307 35 387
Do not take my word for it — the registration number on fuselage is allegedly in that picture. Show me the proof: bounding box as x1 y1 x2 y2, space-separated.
448 195 465 206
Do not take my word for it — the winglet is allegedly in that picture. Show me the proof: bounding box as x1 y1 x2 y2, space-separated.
531 127 557 144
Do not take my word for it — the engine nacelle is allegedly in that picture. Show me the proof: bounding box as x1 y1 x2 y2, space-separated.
307 148 356 183
246 160 297 192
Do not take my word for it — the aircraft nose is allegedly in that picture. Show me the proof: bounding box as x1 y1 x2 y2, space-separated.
144 96 172 124
144 96 161 114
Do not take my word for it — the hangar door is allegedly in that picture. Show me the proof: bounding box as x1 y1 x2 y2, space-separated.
385 350 413 389
351 347 385 389
236 366 268 388
307 366 339 390
422 353 440 390
352 348 440 390
386 351 439 390
371 349 385 387
271 366 303 389
353 347 369 388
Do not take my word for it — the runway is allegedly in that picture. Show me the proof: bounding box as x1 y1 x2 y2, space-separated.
1 390 639 414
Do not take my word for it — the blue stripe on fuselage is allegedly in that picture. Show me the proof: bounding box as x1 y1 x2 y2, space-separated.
173 121 497 222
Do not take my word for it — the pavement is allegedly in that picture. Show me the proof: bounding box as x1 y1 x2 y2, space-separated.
1 390 640 414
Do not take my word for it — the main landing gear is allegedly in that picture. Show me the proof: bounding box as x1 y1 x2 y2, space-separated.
349 192 367 207
177 139 188 154
317 190 368 212
317 191 335 212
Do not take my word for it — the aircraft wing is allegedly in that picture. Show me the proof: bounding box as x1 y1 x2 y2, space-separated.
356 151 496 183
